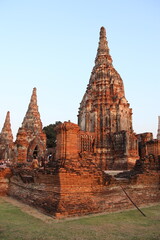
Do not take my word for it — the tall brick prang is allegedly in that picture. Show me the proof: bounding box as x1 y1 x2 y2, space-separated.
78 27 138 170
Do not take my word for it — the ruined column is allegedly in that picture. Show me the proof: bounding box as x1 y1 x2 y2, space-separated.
55 122 80 160
157 116 160 140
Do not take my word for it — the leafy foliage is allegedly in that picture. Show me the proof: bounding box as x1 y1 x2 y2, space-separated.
43 121 61 148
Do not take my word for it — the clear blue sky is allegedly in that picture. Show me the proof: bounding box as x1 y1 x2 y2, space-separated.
0 0 160 139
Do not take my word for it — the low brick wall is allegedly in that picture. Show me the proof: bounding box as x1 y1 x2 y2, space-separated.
8 168 160 218
54 171 160 218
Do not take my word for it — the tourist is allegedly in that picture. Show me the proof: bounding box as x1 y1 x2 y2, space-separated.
31 157 39 169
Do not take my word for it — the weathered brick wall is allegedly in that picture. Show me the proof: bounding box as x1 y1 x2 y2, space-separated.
137 132 160 158
0 168 12 196
8 171 61 214
8 168 160 218
55 122 95 162
146 140 160 157
54 171 160 218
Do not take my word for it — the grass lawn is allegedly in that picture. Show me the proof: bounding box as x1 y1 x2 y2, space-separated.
0 198 160 240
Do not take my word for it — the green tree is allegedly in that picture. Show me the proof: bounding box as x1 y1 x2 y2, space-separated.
43 121 61 148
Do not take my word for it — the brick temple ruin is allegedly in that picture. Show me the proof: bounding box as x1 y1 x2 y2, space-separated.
0 27 160 218
78 27 138 170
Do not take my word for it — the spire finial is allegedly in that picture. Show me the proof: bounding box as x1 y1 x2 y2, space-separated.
28 87 38 112
95 26 112 66
100 26 106 39
2 111 11 131
31 87 37 101
0 111 13 143
22 87 42 131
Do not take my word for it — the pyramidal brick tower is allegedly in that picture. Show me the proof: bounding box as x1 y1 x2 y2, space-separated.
78 27 138 170
0 111 13 144
0 111 14 160
21 87 43 132
15 88 46 162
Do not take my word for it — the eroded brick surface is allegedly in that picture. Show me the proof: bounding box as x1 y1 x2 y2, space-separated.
1 27 160 219
8 166 160 218
15 88 46 162
0 168 12 196
78 27 138 170
0 112 14 160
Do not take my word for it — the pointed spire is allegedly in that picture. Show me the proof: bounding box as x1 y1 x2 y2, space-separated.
0 111 13 143
22 87 42 132
27 87 38 113
95 26 112 66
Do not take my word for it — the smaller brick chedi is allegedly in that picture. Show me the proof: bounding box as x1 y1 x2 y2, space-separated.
15 88 46 162
78 27 138 169
0 111 14 160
